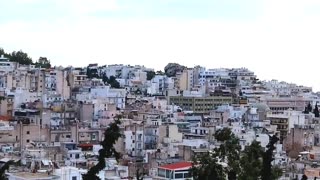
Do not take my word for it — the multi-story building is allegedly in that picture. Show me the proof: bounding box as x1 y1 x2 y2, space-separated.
68 68 87 88
262 96 311 114
174 68 194 91
76 86 126 109
168 95 232 114
123 120 145 158
267 110 309 142
148 75 174 95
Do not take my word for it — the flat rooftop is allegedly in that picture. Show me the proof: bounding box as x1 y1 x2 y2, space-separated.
7 172 59 179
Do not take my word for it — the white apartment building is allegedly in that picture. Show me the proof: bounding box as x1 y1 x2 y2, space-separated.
124 121 145 157
13 88 42 108
267 110 308 142
148 75 174 95
44 69 70 99
76 86 126 109
0 55 17 72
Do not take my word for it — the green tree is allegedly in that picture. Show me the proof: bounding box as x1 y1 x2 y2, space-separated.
82 116 122 180
86 67 99 79
146 71 155 81
314 103 319 118
10 50 33 65
301 174 308 180
35 57 51 68
101 74 120 88
308 103 313 113
0 48 11 58
156 70 165 75
0 160 13 180
239 141 264 180
261 134 281 180
214 128 241 180
192 153 226 180
102 73 108 84
108 76 120 88
239 90 243 97
0 48 5 56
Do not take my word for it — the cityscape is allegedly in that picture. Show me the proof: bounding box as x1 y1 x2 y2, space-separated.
0 49 318 179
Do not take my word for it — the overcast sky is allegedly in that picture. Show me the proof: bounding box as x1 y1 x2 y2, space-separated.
1 0 320 90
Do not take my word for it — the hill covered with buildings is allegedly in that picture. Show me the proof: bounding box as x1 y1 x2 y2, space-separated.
0 48 319 179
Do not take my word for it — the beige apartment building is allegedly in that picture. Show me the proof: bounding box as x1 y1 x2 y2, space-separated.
169 96 233 114
174 68 194 91
263 96 310 114
68 69 87 88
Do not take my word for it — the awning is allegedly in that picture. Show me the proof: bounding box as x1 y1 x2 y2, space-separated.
41 160 52 166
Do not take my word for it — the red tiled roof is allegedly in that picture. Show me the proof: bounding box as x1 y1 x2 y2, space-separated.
78 143 93 147
0 116 13 121
159 162 192 170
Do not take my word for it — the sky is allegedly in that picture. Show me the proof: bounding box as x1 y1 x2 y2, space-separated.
0 0 320 90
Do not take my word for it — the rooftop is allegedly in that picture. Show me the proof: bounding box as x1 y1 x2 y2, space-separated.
7 172 59 180
159 162 192 170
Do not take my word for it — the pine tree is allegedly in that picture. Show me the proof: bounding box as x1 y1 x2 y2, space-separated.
239 141 264 180
82 116 122 180
308 103 313 113
301 174 308 180
314 103 319 118
192 153 226 180
261 134 281 180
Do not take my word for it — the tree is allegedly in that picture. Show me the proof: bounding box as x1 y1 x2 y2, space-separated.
108 76 120 88
308 103 313 113
301 175 308 180
239 90 243 97
35 57 51 69
86 67 99 79
314 103 319 118
0 48 11 58
192 153 226 180
146 71 155 81
261 134 281 180
156 70 165 75
239 141 264 180
102 73 108 84
82 116 122 180
214 128 241 180
102 74 120 88
10 50 33 65
0 160 13 180
0 48 5 56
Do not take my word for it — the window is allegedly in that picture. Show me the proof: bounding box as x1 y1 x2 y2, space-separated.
175 173 183 179
75 154 80 159
26 131 30 135
72 177 77 180
26 139 30 143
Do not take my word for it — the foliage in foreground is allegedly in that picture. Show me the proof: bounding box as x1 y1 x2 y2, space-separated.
82 116 122 180
192 128 282 180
